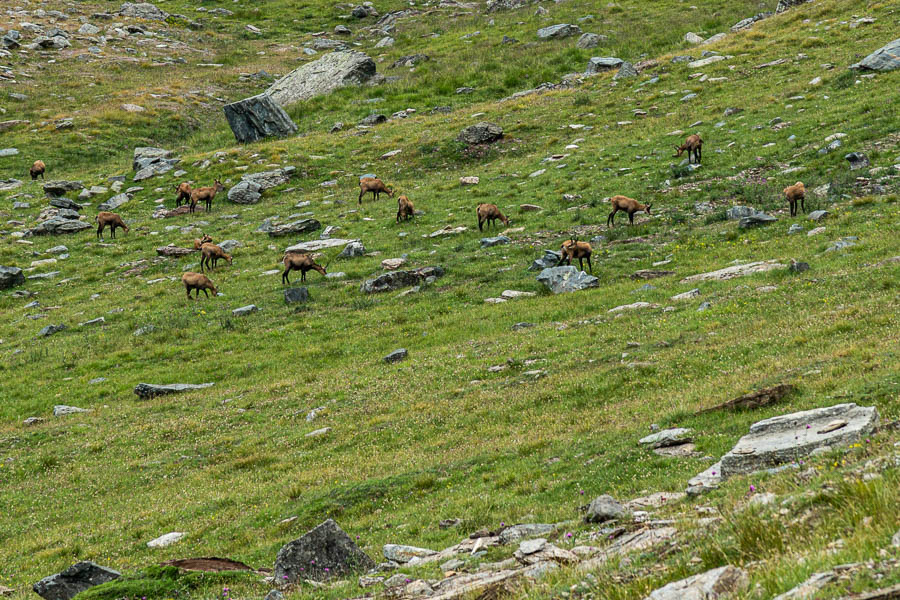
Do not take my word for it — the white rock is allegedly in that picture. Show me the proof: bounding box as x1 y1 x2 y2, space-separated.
147 532 185 548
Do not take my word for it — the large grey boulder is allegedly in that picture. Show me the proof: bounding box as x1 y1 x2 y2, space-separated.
851 38 900 72
267 219 321 237
28 217 91 236
274 519 375 583
119 2 168 20
644 565 748 600
537 24 582 40
537 266 598 294
224 94 298 144
586 57 624 74
284 287 309 304
720 403 878 478
242 167 295 190
457 122 503 145
0 266 26 289
361 267 444 293
33 561 120 600
585 495 626 523
134 382 215 398
97 193 130 212
529 250 562 271
227 181 262 204
266 51 377 107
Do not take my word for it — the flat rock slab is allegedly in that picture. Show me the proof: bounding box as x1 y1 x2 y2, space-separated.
580 527 678 569
631 270 675 280
645 565 748 600
686 461 722 496
267 219 321 237
361 267 444 293
851 37 900 72
53 405 90 416
286 238 358 253
274 518 375 583
267 51 376 106
157 246 196 257
33 561 120 600
639 428 693 448
383 544 437 563
681 260 786 283
624 492 686 511
28 217 92 236
720 403 878 478
147 532 185 548
134 383 215 398
498 524 555 545
160 558 253 572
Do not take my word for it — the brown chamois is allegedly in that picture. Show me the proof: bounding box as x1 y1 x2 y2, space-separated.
784 181 806 217
189 179 225 214
182 272 218 299
192 234 213 250
95 211 129 240
396 195 415 223
282 252 327 285
174 182 192 207
476 203 509 231
358 177 394 204
674 134 703 164
30 160 46 181
199 243 232 272
558 236 593 273
607 195 652 227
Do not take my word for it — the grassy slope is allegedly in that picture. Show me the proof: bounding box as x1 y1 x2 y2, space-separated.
1 0 900 598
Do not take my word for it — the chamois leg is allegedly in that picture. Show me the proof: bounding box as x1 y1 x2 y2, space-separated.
282 268 291 285
186 287 193 300
607 208 617 227
478 217 484 231
578 257 584 271
801 196 806 214
629 211 635 225
206 198 211 212
696 146 702 164
789 199 796 217
202 289 209 298
586 255 593 273
96 223 103 240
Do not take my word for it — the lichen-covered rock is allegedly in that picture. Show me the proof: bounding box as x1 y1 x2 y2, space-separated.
457 122 503 145
0 266 25 290
537 266 598 293
851 38 900 72
33 562 120 600
274 519 375 583
266 51 377 106
227 181 263 204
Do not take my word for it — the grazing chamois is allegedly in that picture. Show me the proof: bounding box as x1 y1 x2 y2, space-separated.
396 195 415 223
784 181 806 217
30 160 46 181
174 182 192 207
476 203 509 231
282 252 327 285
559 236 593 273
674 134 703 164
190 179 224 214
182 272 218 299
95 211 129 239
358 177 394 204
200 243 232 272
607 195 652 227
193 234 213 250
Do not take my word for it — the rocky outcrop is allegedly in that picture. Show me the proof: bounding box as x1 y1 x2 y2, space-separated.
241 167 295 190
43 181 84 197
361 267 444 293
0 266 25 290
586 57 624 75
267 219 321 237
266 51 377 107
457 122 503 145
27 217 92 236
227 181 263 204
119 2 168 20
133 383 215 398
133 147 179 181
850 38 900 72
33 562 120 600
644 565 748 600
274 519 375 583
286 238 359 254
680 260 786 283
537 24 582 40
223 94 298 144
537 266 598 294
97 193 131 212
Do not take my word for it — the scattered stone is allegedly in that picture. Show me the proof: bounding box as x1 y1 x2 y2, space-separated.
697 384 795 414
645 565 748 600
457 122 503 145
788 224 805 235
844 152 869 170
631 270 674 280
670 288 700 301
97 193 130 212
808 210 829 222
681 260 786 283
232 304 258 317
639 428 693 448
360 114 387 126
383 544 436 563
614 62 638 79
739 212 777 228
529 250 562 271
481 236 510 248
684 32 704 44
790 261 810 273
119 2 168 20
53 405 89 416
726 206 755 220
688 55 725 68
576 33 606 49
537 266 598 294
32 562 120 600
459 176 480 185
375 36 394 48
223 94 298 144
391 54 430 68
826 237 858 252
772 572 837 600
384 349 408 363
228 181 263 204
537 24 582 40
608 301 658 313
499 524 555 545
305 427 331 438
586 56 624 74
274 519 375 583
0 266 25 290
267 219 321 237
585 495 626 523
147 532 185 548
38 324 67 337
284 287 309 304
133 383 215 398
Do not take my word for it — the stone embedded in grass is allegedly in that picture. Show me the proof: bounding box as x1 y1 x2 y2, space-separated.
228 181 262 204
738 211 777 228
274 519 375 583
147 532 185 548
267 219 321 237
585 56 623 74
32 561 120 600
459 176 479 185
576 33 607 48
38 324 67 337
537 266 598 294
480 236 510 248
681 260 786 283
284 287 309 304
844 152 869 170
639 428 693 448
608 301 658 313
383 544 437 563
585 495 626 523
808 210 829 221
0 266 25 289
536 24 582 40
133 383 215 399
498 523 555 545
97 193 131 212
232 304 259 317
53 405 91 417
850 37 900 72
644 565 748 600
384 348 408 363
457 122 503 145
305 427 331 438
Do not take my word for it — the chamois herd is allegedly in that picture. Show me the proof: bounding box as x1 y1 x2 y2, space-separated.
25 134 819 300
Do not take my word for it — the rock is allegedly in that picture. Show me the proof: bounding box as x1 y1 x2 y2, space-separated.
337 240 366 258
267 219 321 237
614 62 638 79
0 179 23 192
702 33 727 45
242 167 294 190
457 122 503 145
53 405 89 416
844 152 869 170
359 114 387 126
37 323 67 337
285 287 309 304
283 238 357 254
585 495 626 523
684 32 704 44
97 193 130 212
32 562 120 600
529 250 562 271
156 246 195 258
624 492 686 511
537 266 598 294
0 148 19 157
720 403 878 478
790 261 809 273
232 305 258 317
788 224 805 235
227 181 263 204
133 383 215 398
306 427 330 438
850 38 900 72
480 236 510 248
586 57 623 74
384 349 408 363
381 258 406 270
79 23 101 35
132 147 180 180
391 54 429 68
274 519 375 583
43 181 84 197
375 36 394 48
772 572 836 600
383 544 435 563
808 210 828 222
351 5 370 18
486 0 536 11
576 33 607 48
739 212 777 228
223 93 298 144
668 288 699 301
681 260 786 283
608 301 658 313
0 266 25 290
537 24 582 40
499 524 555 545
639 428 692 448
644 565 748 600
460 176 480 185
147 532 185 548
686 461 722 495
726 206 755 220
119 2 168 20
826 237 857 252
688 55 725 68
264 591 284 600
267 51 376 106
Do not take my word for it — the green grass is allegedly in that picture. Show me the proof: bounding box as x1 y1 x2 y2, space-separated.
2 0 900 598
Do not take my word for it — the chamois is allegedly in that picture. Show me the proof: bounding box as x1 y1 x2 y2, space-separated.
607 195 652 227
189 179 224 214
95 211 129 239
282 252 327 285
476 203 509 231
396 195 415 223
30 160 46 181
784 181 806 217
358 177 394 204
182 272 218 299
559 236 593 273
193 234 213 250
200 243 232 272
674 134 703 164
174 182 192 207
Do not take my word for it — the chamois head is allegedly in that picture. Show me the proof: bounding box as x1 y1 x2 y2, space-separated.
645 203 652 215
673 145 685 157
214 179 225 193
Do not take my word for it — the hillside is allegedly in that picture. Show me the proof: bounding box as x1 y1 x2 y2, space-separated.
1 0 900 598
